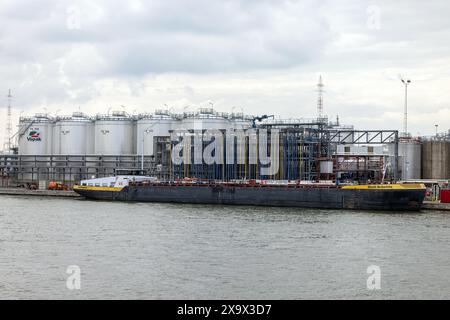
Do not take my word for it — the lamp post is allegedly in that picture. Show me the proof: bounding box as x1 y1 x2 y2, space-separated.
435 124 438 137
401 78 411 137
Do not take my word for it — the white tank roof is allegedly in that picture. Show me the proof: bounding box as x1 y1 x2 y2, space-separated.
96 110 131 121
56 112 92 122
20 113 53 123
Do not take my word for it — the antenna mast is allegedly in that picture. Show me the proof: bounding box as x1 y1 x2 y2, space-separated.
317 75 324 119
3 89 13 153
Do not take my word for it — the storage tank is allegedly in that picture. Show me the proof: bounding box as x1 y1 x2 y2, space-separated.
136 110 178 156
180 108 230 132
53 112 93 155
50 112 94 183
94 111 134 155
421 139 450 179
18 113 53 155
320 160 333 174
230 113 252 130
398 138 422 180
17 113 54 182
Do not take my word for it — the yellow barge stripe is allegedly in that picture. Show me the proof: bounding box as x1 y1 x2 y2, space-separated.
341 184 426 190
73 185 124 192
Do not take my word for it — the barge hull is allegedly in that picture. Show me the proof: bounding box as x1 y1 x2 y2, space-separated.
74 185 425 211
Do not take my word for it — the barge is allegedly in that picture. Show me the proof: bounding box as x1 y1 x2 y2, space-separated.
73 176 426 211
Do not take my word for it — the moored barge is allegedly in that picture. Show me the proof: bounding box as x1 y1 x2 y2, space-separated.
73 176 426 211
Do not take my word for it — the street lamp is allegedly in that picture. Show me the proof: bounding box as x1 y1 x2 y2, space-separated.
401 78 411 137
435 124 439 137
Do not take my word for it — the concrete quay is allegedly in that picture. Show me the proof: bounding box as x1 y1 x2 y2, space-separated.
0 188 80 198
422 201 450 211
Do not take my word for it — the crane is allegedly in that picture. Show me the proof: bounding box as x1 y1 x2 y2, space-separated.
251 114 274 128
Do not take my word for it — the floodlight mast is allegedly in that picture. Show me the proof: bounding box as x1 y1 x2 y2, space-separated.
400 78 411 137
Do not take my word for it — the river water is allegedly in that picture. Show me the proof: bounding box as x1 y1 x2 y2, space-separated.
0 195 449 299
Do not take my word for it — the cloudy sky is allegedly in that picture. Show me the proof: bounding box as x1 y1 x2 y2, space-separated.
1 0 450 146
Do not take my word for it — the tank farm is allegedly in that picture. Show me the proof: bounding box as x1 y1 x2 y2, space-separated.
0 107 449 207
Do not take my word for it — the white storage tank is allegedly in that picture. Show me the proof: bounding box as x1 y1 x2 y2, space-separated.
320 160 334 174
180 108 231 132
136 110 178 156
53 112 93 155
17 113 54 182
230 113 252 130
18 113 53 155
94 111 134 155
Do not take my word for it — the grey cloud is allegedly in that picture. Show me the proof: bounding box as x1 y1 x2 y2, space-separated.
0 0 334 110
2 0 331 74
0 0 449 137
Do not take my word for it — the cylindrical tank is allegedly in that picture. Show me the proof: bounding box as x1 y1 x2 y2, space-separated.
180 108 230 132
17 114 54 182
50 112 94 183
53 112 93 155
320 160 334 174
94 111 134 155
18 113 53 155
421 140 450 179
136 110 178 156
398 138 422 180
230 113 252 130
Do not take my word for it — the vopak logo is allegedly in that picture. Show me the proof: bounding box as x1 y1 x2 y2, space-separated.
27 130 42 142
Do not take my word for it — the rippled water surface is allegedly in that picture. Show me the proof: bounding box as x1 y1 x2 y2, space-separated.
0 195 449 299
